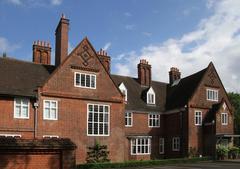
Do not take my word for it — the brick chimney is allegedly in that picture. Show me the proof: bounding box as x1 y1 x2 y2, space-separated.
55 14 69 66
32 40 51 65
169 67 181 85
97 48 111 73
138 59 152 86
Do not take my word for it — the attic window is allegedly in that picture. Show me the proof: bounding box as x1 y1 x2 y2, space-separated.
75 72 96 89
206 89 218 102
119 83 127 102
147 87 155 105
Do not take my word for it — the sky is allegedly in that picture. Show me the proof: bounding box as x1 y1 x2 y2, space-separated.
0 0 240 92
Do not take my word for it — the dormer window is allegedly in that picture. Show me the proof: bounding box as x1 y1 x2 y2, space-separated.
147 87 155 104
119 82 127 102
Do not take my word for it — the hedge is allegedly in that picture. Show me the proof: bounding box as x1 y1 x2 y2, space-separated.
76 157 211 169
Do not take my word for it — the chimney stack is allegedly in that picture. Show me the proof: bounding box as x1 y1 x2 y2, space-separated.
169 67 181 85
55 14 69 66
97 48 111 73
32 40 51 65
137 59 152 86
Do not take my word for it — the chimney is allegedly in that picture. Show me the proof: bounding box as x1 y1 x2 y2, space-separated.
55 14 69 66
97 48 111 73
169 67 181 85
32 40 51 65
137 59 152 86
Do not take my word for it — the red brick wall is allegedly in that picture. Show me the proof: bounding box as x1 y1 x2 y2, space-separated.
0 97 34 139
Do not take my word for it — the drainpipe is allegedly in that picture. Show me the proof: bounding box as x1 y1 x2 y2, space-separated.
33 102 39 139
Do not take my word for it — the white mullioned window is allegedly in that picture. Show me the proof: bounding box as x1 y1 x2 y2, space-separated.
87 104 110 136
195 111 202 126
0 134 21 138
43 100 58 120
206 89 218 101
172 137 180 151
14 98 30 119
149 113 160 127
125 112 133 127
43 135 59 139
119 83 127 101
75 72 96 89
131 137 151 155
159 138 165 154
221 113 228 125
147 87 155 104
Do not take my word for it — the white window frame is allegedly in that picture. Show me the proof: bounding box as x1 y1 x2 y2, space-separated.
221 113 228 125
74 72 96 89
43 100 58 120
0 134 21 138
172 137 180 151
87 104 110 136
195 110 202 126
119 83 127 102
43 135 59 139
159 138 165 154
130 137 151 155
14 98 30 119
125 112 133 127
148 113 160 128
147 87 155 104
206 88 218 102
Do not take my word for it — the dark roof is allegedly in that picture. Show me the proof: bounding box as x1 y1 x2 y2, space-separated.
0 57 55 97
0 138 76 150
166 67 208 110
111 75 167 112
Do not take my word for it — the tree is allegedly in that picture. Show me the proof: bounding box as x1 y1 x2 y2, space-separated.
86 141 110 163
228 92 240 136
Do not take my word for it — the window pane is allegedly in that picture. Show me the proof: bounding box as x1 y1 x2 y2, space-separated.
88 123 93 134
104 124 108 135
81 74 85 86
15 106 21 117
76 73 80 85
22 107 28 117
89 105 93 112
91 75 95 88
45 108 50 119
45 101 50 108
86 75 90 87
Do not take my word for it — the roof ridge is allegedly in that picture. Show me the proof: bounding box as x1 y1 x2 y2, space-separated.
0 57 55 67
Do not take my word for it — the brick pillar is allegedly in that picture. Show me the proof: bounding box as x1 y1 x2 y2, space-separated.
97 48 111 73
33 41 51 65
137 59 152 86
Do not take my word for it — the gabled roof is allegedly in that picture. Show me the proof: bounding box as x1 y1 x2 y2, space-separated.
0 57 55 97
111 74 167 112
166 67 208 110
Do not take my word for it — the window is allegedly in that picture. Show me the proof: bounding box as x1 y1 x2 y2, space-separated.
172 137 180 151
159 138 164 154
43 100 58 120
125 112 132 127
75 72 96 89
87 104 110 136
149 113 160 127
43 135 59 139
221 113 228 125
195 111 202 126
14 98 29 119
207 89 218 101
131 137 151 155
0 134 21 138
147 87 155 104
119 83 127 101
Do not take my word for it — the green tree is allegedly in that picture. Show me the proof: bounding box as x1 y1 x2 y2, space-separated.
228 92 240 136
86 141 110 163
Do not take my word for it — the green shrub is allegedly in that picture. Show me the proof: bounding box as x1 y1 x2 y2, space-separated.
228 146 239 159
216 145 229 160
86 141 110 163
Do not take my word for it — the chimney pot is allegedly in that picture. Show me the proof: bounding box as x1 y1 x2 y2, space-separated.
169 67 181 85
138 59 152 86
33 40 51 65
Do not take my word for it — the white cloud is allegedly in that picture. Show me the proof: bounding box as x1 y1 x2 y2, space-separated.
115 0 240 92
7 0 22 5
103 42 111 51
142 32 152 37
125 24 135 30
0 37 20 54
50 0 62 5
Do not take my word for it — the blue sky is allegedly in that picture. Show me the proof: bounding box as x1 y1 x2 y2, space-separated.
1 0 240 92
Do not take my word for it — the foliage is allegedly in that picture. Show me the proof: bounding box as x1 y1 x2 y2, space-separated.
228 92 240 136
228 146 239 159
216 145 229 160
86 141 110 163
76 157 211 169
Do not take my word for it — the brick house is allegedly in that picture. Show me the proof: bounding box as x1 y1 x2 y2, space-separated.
0 15 235 164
